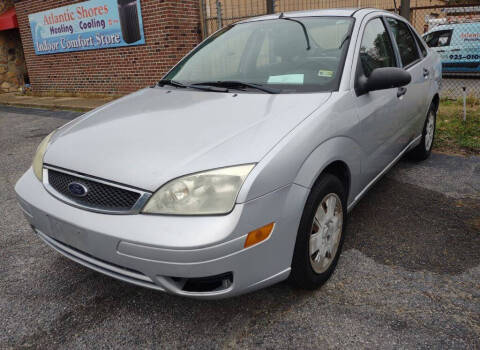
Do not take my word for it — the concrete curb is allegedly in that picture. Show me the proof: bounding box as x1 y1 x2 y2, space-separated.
0 105 83 120
0 92 113 112
0 101 92 112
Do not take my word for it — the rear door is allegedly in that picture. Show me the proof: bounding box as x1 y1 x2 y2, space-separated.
384 16 428 143
410 25 438 133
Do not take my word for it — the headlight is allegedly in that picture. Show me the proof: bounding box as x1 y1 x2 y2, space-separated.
142 164 255 215
32 131 55 181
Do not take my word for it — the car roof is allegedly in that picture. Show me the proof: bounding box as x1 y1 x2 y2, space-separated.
237 8 395 24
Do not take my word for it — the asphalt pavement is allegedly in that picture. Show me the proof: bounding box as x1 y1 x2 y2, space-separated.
1 105 479 349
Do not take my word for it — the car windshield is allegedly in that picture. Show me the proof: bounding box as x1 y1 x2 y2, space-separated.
164 17 354 93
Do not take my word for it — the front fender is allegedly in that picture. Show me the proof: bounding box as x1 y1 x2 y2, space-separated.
293 136 363 205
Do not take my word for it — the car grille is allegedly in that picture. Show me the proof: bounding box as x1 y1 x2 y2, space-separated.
47 169 142 212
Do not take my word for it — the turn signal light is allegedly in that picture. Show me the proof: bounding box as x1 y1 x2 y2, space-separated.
244 222 275 248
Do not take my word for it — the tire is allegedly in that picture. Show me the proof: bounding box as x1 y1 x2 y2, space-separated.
290 173 347 290
408 104 436 161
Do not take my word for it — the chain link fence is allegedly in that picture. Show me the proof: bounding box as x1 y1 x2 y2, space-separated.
412 4 480 99
200 0 480 100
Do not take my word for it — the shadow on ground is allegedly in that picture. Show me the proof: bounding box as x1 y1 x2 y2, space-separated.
344 176 480 274
15 258 308 348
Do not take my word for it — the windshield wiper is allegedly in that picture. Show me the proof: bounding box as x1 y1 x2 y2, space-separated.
191 81 280 94
158 79 228 92
278 13 311 51
158 79 187 88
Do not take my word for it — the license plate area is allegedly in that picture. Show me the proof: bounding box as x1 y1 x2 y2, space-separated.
47 215 87 250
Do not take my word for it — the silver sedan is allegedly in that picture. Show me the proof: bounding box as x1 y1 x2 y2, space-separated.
16 8 441 299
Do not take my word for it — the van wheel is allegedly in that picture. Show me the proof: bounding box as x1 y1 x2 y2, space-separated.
290 174 346 290
408 106 436 161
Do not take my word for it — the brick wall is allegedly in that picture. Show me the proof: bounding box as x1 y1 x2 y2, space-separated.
14 0 202 94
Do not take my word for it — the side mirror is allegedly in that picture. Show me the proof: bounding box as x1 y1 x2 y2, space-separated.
356 67 411 96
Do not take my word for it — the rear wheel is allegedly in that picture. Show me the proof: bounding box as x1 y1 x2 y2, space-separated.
290 174 346 290
408 105 436 161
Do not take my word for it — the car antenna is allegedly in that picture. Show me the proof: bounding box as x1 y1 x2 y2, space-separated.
279 12 284 18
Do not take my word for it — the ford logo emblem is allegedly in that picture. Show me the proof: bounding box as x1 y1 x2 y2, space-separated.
68 182 88 197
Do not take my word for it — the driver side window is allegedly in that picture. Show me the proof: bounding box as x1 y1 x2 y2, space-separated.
359 18 397 77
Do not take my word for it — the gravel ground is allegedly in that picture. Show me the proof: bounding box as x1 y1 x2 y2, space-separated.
1 106 479 349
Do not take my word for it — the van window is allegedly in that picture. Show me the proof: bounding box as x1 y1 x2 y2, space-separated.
359 18 397 77
424 30 453 47
385 17 421 67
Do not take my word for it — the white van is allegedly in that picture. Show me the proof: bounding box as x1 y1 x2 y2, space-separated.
423 22 480 73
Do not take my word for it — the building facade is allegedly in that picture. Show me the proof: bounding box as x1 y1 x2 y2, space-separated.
4 0 476 95
13 0 201 95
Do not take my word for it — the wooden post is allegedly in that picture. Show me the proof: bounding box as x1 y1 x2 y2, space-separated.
216 1 222 29
266 0 275 14
400 0 411 21
198 0 207 39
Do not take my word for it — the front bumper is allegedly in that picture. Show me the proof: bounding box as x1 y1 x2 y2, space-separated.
15 168 308 299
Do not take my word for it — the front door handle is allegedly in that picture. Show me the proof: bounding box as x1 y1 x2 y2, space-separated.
397 87 407 98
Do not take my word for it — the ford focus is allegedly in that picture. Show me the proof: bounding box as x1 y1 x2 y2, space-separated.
16 8 441 299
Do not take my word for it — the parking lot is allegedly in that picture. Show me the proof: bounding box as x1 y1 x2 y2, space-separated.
1 106 479 349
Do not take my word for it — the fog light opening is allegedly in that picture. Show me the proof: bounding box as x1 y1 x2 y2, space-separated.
169 272 234 293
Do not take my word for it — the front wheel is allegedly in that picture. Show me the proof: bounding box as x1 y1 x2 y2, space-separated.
290 174 346 290
408 106 436 161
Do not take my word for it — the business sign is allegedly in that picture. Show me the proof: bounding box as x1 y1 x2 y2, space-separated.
28 0 145 55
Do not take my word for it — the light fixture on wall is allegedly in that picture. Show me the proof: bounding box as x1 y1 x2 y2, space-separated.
118 0 141 44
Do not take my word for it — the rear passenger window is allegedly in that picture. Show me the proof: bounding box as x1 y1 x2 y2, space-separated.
385 18 421 67
411 27 428 57
359 18 397 77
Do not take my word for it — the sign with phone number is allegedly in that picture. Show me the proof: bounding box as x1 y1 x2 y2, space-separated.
449 54 480 60
28 0 145 55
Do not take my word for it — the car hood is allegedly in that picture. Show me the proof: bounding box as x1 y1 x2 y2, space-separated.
45 87 330 191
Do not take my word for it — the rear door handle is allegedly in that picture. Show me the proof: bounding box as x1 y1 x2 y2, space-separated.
397 87 407 98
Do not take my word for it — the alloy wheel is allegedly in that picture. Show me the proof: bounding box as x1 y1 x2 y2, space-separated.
425 110 435 151
309 193 343 274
